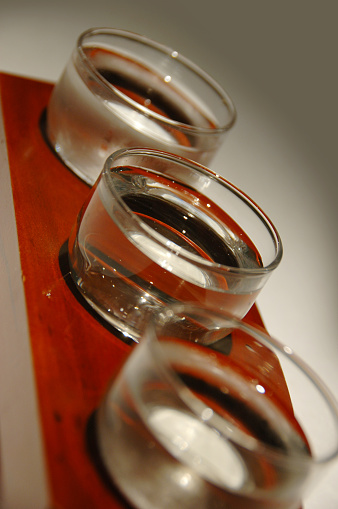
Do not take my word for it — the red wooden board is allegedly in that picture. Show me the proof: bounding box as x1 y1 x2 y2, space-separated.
0 72 294 509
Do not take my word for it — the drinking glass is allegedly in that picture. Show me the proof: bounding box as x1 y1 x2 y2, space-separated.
46 27 236 185
68 148 282 342
96 303 338 509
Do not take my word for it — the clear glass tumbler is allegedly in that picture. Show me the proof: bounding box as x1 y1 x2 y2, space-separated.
68 148 282 342
46 27 236 185
96 304 338 509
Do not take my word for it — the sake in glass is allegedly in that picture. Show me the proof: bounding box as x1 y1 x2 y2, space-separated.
68 148 282 342
96 304 338 509
46 27 236 185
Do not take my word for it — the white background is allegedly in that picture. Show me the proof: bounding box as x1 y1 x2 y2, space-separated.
1 1 337 507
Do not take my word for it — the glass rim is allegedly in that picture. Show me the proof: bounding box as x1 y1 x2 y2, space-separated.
146 304 338 466
102 147 283 278
76 27 237 134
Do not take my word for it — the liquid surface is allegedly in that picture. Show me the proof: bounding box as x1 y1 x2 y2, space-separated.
69 167 263 339
123 193 240 268
97 66 196 128
148 406 248 490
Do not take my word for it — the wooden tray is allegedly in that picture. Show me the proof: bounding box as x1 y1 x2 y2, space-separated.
0 72 288 509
